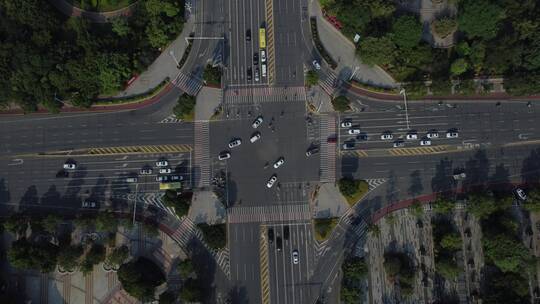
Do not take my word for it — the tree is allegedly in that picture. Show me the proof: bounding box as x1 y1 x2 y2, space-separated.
96 211 118 233
440 233 463 251
81 244 106 274
358 36 396 66
391 15 423 49
432 18 457 38
118 257 166 301
4 213 28 235
173 94 196 120
203 64 222 86
331 96 351 112
466 194 500 219
458 0 504 40
450 58 469 76
159 291 177 304
340 285 362 304
178 259 195 278
42 214 62 235
483 234 529 273
8 238 59 273
436 256 461 279
409 200 424 217
57 245 83 272
106 245 129 268
197 223 227 249
306 70 319 87
504 72 540 96
338 177 360 197
433 197 454 214
111 18 130 37
342 257 368 282
523 189 540 212
179 279 203 302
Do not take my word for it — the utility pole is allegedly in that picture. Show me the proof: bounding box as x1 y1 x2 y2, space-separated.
132 183 139 226
169 50 180 68
349 66 359 81
399 88 410 130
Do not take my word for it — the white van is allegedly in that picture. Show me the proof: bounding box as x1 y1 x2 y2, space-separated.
262 64 267 77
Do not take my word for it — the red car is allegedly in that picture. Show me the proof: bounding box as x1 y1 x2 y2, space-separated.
327 136 337 143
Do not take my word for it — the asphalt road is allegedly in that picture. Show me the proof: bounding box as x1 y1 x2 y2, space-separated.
210 101 318 207
224 0 267 86
337 100 540 152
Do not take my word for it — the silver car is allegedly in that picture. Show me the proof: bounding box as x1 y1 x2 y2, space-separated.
228 139 242 148
292 250 299 264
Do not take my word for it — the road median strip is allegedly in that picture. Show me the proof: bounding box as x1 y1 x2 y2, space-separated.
25 144 192 157
259 226 271 304
265 0 275 85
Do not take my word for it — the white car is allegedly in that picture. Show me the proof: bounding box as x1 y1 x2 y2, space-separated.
446 131 459 138
170 175 183 181
255 68 260 82
381 133 393 140
340 121 352 128
252 116 264 129
273 157 285 169
515 188 527 201
348 128 361 135
140 168 152 175
312 60 321 70
63 163 76 170
420 139 432 146
261 50 266 63
250 132 261 143
393 141 404 148
126 177 138 183
159 168 172 174
228 139 242 148
156 160 168 167
261 64 267 77
267 175 278 188
292 250 299 264
406 133 418 140
218 152 231 160
426 131 439 139
82 201 97 208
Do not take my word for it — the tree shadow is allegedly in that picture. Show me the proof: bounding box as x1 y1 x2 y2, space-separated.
228 285 249 304
340 156 358 179
0 178 11 214
40 185 62 208
408 170 423 197
61 165 88 206
431 157 455 195
227 174 238 207
462 150 490 192
521 147 540 187
89 175 109 202
488 164 511 198
19 185 39 212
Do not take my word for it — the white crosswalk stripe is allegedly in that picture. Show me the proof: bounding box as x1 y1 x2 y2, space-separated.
319 71 338 97
194 121 211 187
319 115 336 183
365 178 387 190
172 72 203 96
159 114 183 124
223 86 306 104
227 204 311 224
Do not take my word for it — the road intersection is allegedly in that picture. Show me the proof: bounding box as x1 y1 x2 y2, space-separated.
2 0 540 303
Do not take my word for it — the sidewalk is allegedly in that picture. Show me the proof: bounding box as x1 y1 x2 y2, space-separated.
189 190 227 224
310 1 397 88
312 183 350 219
118 16 196 97
194 86 222 121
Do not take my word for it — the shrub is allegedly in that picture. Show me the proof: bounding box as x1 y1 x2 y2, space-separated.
331 96 351 112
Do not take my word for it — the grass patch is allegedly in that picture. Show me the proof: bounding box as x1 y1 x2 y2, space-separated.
339 178 369 207
331 95 351 112
313 218 338 241
94 78 170 106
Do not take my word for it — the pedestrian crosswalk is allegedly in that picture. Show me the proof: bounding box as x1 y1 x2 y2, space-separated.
227 204 311 224
223 86 306 104
319 115 336 183
172 72 203 96
194 121 211 188
159 114 183 124
319 71 339 97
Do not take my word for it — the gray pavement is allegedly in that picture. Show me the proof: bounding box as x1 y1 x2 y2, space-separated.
190 190 227 224
309 0 397 88
312 183 349 219
195 86 223 121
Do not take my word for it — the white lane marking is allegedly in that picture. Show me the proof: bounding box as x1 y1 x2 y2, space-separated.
8 159 24 166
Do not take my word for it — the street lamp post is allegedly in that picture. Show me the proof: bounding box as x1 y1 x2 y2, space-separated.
399 88 410 130
169 50 180 68
349 66 359 81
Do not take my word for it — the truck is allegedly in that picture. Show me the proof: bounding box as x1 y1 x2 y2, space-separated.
259 28 266 49
159 182 182 190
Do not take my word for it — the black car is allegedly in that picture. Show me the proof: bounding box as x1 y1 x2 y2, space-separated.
56 169 69 178
268 228 274 243
276 236 282 251
357 133 369 141
246 29 251 41
306 146 320 157
284 226 290 240
247 67 252 81
253 52 259 65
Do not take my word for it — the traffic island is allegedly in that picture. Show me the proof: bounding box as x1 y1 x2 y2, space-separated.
197 223 227 250
338 178 369 207
313 217 339 242
331 95 352 112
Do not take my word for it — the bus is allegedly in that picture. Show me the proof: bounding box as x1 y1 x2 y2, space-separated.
159 182 182 190
259 28 266 49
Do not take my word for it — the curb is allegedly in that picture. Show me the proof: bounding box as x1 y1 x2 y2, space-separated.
0 83 175 116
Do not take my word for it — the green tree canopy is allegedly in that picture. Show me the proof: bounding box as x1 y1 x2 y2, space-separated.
450 58 469 76
8 238 59 273
331 96 351 112
338 177 360 197
118 257 166 301
178 258 195 278
357 36 396 66
483 234 529 273
306 70 319 87
458 0 504 40
197 223 227 249
391 15 423 49
58 245 84 272
173 94 196 120
106 245 130 268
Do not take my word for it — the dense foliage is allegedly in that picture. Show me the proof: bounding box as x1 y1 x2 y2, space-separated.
162 189 191 217
173 94 196 120
0 0 185 112
118 257 165 301
340 257 367 303
322 0 540 95
432 217 462 280
383 251 416 296
197 223 226 249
